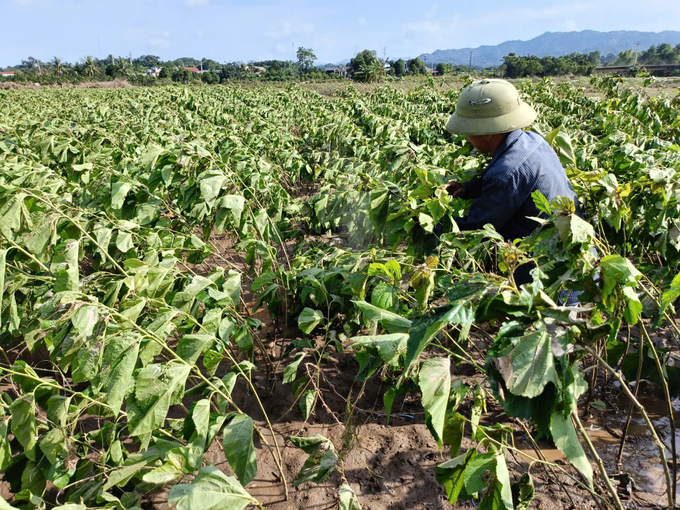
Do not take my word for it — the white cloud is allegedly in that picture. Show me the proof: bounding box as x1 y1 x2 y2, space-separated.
185 0 208 7
148 31 171 48
266 21 315 39
405 15 460 44
358 17 367 25
475 3 591 28
562 19 578 31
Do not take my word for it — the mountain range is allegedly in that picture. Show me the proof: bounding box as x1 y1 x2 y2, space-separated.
418 30 680 68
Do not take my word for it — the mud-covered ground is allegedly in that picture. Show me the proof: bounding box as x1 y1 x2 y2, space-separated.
151 235 680 510
147 332 679 509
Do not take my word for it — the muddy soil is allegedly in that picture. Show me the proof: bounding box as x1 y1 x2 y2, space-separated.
164 233 680 509
147 331 680 509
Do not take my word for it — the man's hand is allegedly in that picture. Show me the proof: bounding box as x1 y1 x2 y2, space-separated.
446 181 467 198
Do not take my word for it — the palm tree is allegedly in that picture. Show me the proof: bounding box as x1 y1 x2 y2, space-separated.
81 56 97 77
51 56 64 76
115 58 131 78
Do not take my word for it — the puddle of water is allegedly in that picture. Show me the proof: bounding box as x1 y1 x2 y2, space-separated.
514 387 680 504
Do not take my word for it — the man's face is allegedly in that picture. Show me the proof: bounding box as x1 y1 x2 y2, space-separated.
466 133 508 155
466 135 496 154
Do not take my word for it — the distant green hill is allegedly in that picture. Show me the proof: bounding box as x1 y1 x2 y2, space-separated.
419 30 680 68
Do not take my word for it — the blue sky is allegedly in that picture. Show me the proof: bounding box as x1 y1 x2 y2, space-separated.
1 0 679 67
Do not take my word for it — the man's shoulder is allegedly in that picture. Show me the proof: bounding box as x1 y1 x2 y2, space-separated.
487 133 544 181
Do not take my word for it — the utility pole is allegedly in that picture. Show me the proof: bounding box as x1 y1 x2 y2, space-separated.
635 41 640 64
469 51 473 71
383 46 387 63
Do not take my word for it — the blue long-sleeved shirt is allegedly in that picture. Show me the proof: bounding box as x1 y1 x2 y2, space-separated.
454 129 580 241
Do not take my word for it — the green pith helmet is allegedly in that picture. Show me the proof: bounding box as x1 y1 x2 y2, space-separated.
446 79 537 136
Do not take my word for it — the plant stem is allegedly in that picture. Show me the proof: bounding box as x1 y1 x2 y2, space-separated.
640 322 677 503
583 344 674 509
572 411 625 510
514 419 579 509
616 326 643 469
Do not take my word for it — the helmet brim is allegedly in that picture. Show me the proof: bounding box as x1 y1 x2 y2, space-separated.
446 101 537 136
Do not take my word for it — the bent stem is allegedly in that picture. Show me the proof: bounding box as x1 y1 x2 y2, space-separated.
572 411 624 510
583 344 674 509
616 326 643 469
640 322 677 503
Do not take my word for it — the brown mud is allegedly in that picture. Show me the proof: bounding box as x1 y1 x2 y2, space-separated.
167 236 680 509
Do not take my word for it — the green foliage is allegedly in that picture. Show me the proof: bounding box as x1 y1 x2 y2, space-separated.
296 47 317 72
0 76 677 509
407 57 427 75
350 50 384 82
503 51 599 77
168 466 258 510
290 435 339 486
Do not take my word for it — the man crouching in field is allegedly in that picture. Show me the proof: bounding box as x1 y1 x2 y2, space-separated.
442 79 583 302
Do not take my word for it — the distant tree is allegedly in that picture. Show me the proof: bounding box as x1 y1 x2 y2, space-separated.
115 58 131 78
159 66 171 79
349 50 384 82
602 53 616 66
587 50 601 66
436 62 453 75
133 55 162 68
296 47 317 72
356 59 385 82
81 56 97 77
201 71 218 84
201 58 222 72
613 49 638 66
350 50 380 76
407 57 427 75
392 59 406 77
172 68 195 83
51 57 64 76
220 63 248 81
657 43 677 63
18 57 40 71
173 57 201 68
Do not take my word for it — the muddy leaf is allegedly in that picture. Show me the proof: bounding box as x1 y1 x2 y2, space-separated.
168 466 256 510
419 356 451 447
300 389 316 421
290 435 338 486
550 410 593 487
436 450 473 505
498 322 557 398
338 483 363 510
298 307 324 334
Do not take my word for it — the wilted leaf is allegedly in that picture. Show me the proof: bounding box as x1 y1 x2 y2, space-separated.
222 414 257 486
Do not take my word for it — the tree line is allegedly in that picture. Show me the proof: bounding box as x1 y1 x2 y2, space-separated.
1 48 456 85
0 48 332 85
502 43 680 78
8 43 676 85
602 43 680 67
502 51 601 78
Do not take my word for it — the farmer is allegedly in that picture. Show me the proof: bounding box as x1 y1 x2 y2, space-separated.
442 78 583 292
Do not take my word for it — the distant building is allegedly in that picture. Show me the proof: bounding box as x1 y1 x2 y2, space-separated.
145 67 162 76
249 66 266 75
324 64 347 77
0 71 15 77
184 67 201 73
